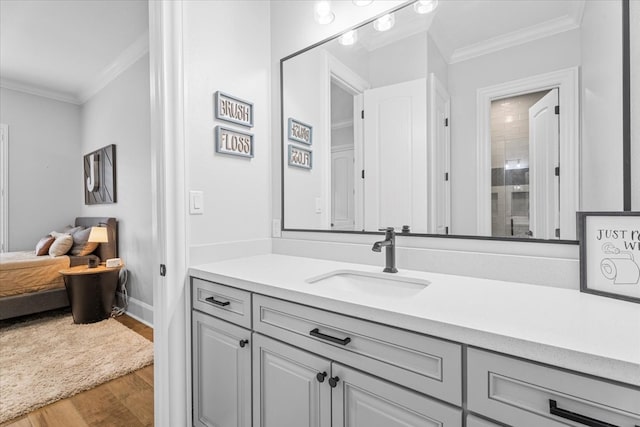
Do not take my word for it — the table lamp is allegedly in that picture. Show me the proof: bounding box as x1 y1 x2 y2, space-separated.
87 226 108 267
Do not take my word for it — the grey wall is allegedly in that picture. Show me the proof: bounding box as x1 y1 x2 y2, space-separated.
80 54 153 315
0 87 82 250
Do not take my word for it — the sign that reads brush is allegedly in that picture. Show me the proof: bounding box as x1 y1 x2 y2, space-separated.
215 126 254 158
288 118 312 145
214 91 253 128
578 211 640 303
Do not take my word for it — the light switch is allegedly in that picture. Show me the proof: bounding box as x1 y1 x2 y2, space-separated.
315 197 322 214
189 190 204 214
272 219 282 238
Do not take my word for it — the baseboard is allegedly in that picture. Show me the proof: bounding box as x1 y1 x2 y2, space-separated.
116 292 154 327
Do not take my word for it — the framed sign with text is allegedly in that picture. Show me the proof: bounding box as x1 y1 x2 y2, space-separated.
577 211 640 303
214 91 253 128
288 144 312 170
288 118 312 145
215 126 254 158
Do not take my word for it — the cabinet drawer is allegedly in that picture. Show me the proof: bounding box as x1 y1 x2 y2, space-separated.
192 278 251 329
467 348 640 427
253 294 462 405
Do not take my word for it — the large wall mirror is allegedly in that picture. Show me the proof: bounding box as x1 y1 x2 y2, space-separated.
281 0 631 241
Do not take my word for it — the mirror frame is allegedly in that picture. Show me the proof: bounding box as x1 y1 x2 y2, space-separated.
280 0 632 243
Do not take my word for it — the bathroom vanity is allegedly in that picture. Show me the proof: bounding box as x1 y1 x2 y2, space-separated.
189 254 640 427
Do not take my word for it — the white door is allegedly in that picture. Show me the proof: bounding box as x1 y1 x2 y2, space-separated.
0 124 7 252
428 74 451 235
331 147 355 230
363 78 427 233
253 334 331 427
529 88 559 239
331 363 461 427
192 311 252 427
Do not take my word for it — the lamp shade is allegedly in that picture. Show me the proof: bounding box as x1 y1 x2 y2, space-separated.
88 226 109 243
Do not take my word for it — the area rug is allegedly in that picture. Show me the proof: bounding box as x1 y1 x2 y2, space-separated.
0 313 154 423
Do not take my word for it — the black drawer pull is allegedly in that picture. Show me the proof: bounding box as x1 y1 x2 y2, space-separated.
329 376 340 388
205 296 230 307
309 328 351 346
239 339 249 348
549 400 617 427
316 372 327 383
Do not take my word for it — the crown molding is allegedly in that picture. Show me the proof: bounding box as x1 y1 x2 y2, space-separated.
78 32 149 104
449 13 583 64
0 78 81 105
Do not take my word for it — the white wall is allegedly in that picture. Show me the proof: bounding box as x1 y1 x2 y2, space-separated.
184 0 272 264
80 54 153 319
581 0 624 211
448 29 581 235
631 0 639 211
368 32 427 88
0 88 82 250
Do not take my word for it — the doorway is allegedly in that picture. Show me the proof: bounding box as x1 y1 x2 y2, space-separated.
0 124 7 252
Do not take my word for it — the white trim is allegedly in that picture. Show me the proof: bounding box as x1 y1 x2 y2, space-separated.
0 124 8 252
449 12 583 64
149 1 188 426
331 119 353 130
117 293 154 327
428 73 451 235
476 67 580 239
0 78 81 105
79 33 150 104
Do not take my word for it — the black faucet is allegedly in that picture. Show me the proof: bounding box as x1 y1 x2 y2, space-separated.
372 227 398 273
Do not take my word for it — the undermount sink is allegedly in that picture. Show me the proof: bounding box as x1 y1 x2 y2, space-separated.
306 270 430 298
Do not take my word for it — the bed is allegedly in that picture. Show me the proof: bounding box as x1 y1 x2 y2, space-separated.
0 217 118 320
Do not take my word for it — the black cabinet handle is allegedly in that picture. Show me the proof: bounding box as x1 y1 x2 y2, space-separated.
309 328 351 346
316 372 327 383
239 339 249 348
205 296 230 307
328 376 340 388
549 400 617 427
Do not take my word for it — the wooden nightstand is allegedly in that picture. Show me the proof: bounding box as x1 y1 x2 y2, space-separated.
59 264 123 324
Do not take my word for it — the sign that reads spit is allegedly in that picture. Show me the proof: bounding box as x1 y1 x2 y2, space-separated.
215 126 254 158
288 145 312 169
215 91 254 128
288 118 312 145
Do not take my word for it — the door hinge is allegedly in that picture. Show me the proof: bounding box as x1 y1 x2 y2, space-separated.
160 264 166 277
445 226 449 235
445 172 449 181
445 118 449 127
361 170 365 179
361 110 364 119
554 105 560 115
555 228 560 238
555 166 560 176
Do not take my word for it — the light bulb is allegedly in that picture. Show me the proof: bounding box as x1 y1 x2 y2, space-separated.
339 30 358 46
352 0 373 5
373 13 395 32
314 1 335 25
413 0 438 14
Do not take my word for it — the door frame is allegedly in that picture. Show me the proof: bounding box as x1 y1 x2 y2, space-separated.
428 74 451 235
0 124 8 252
476 67 579 239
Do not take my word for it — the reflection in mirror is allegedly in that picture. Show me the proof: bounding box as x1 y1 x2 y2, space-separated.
282 0 626 241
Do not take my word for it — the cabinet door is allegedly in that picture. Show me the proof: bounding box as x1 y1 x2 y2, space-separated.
331 363 462 427
253 333 331 427
192 311 251 427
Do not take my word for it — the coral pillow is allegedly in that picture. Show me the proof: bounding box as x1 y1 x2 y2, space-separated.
35 236 55 256
48 232 74 257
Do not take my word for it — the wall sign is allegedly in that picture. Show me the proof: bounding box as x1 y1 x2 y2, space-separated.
288 118 312 145
215 126 254 158
578 211 640 303
84 144 116 205
214 91 253 128
288 144 312 170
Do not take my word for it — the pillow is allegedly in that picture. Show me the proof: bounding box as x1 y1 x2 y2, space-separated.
35 235 55 256
61 225 85 236
48 232 74 257
70 227 99 256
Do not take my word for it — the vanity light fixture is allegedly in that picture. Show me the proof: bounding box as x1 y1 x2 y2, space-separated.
373 13 395 31
352 0 373 5
314 1 335 25
413 0 438 14
339 30 358 46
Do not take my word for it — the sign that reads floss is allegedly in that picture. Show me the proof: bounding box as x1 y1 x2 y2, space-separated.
215 126 254 158
288 145 312 169
215 91 254 128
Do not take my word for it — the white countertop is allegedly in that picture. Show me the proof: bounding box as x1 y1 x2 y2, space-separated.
189 254 640 386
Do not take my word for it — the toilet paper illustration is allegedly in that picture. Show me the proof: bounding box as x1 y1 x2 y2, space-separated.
599 242 640 285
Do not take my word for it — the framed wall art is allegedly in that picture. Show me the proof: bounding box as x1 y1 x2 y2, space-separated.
214 91 253 128
577 211 640 303
215 126 254 158
288 118 312 145
288 144 312 170
84 144 117 205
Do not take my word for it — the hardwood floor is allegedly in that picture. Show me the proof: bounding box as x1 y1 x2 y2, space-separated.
1 314 154 427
